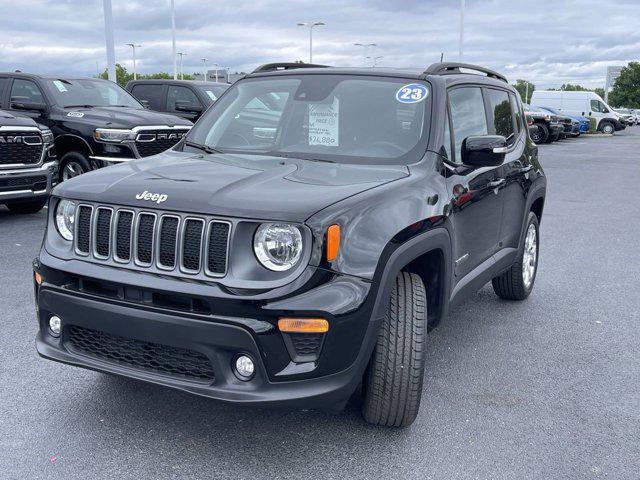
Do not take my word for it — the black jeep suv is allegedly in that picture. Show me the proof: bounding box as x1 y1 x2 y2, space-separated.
0 73 192 182
0 109 57 213
34 62 546 427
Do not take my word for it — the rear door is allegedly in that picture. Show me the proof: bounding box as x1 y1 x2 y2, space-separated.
446 85 503 278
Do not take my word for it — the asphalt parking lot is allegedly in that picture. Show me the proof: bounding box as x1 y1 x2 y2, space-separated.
1 130 639 480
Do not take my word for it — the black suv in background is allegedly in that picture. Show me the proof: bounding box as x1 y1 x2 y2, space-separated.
126 80 230 122
524 104 563 143
34 62 546 427
0 109 57 213
0 73 192 182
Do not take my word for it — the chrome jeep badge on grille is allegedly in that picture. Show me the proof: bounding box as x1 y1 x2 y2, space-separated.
135 190 168 204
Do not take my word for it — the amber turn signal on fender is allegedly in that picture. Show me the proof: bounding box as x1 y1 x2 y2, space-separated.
34 272 43 285
278 318 329 333
326 224 340 261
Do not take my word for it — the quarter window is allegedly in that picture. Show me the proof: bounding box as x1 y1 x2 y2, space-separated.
448 87 488 160
10 79 44 104
486 88 515 144
443 111 453 162
509 93 523 134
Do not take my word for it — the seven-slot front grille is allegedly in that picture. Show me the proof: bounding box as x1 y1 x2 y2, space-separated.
73 204 230 277
0 131 43 166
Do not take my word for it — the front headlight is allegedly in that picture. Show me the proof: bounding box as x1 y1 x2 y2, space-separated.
253 223 303 271
94 128 137 143
41 129 54 144
55 199 76 241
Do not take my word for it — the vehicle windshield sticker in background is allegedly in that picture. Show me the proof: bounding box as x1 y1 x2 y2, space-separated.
308 97 339 146
53 80 68 93
67 112 84 117
205 91 217 101
396 84 428 104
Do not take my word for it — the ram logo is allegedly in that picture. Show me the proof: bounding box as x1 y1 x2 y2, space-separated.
135 131 186 142
0 135 42 145
135 191 168 204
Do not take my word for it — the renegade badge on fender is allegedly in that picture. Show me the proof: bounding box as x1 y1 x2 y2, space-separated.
33 62 546 427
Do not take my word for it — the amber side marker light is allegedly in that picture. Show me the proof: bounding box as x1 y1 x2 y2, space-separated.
326 224 340 261
34 272 43 285
278 318 329 333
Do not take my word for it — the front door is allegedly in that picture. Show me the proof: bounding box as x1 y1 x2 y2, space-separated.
446 86 504 278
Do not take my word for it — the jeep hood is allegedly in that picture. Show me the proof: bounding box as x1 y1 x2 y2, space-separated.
54 149 409 222
61 106 192 129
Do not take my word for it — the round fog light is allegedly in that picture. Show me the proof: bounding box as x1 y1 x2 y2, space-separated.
48 315 62 337
234 355 255 380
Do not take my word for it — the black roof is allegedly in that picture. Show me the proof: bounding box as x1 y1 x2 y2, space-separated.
0 72 113 82
126 79 231 87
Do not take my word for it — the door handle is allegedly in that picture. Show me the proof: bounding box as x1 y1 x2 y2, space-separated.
487 179 505 188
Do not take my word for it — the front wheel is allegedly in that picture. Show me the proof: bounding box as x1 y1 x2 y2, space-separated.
362 271 427 427
6 198 47 214
531 123 548 144
59 152 91 182
599 121 615 135
492 212 540 300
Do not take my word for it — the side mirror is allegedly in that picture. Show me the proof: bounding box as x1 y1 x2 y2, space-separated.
11 96 47 112
603 107 610 114
175 101 203 113
462 135 507 168
139 99 150 109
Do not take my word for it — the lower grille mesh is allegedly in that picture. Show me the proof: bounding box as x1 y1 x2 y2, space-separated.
67 325 215 382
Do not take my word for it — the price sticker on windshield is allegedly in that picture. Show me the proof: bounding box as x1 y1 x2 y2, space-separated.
396 83 428 104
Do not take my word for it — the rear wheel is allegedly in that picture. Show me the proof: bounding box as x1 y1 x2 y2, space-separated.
599 121 614 135
6 198 47 214
492 212 539 300
59 151 91 182
362 271 427 427
531 123 548 143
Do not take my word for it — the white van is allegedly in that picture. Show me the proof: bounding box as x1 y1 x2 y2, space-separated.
531 90 624 134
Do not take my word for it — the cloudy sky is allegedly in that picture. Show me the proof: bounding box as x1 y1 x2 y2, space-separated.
0 0 637 88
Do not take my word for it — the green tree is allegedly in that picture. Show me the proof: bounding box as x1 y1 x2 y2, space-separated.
594 87 605 99
512 79 535 103
608 62 640 108
558 83 590 91
99 63 133 87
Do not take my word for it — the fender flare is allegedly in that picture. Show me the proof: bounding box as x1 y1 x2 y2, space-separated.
54 134 94 156
516 181 546 250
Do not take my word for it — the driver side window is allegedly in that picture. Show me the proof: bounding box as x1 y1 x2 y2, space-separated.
590 100 603 113
448 87 488 161
10 79 44 104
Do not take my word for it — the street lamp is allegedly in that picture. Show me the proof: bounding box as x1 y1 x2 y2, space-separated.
366 55 383 67
297 21 325 63
354 43 377 66
177 52 187 80
201 58 207 80
125 43 141 80
171 0 177 79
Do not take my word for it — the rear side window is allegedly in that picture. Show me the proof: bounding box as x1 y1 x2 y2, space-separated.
449 87 488 160
10 79 44 104
167 85 201 112
131 84 165 111
486 88 515 144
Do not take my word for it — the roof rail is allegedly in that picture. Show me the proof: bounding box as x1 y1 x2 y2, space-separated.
424 62 507 83
252 62 330 74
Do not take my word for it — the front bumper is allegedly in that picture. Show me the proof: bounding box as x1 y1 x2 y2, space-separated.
0 161 58 203
33 252 381 410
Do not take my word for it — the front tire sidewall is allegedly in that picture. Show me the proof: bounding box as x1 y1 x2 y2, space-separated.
59 152 91 182
600 122 614 135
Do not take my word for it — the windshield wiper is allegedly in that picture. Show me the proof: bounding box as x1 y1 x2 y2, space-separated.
183 141 222 154
63 104 96 108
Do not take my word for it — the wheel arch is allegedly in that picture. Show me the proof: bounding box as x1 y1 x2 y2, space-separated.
54 134 94 158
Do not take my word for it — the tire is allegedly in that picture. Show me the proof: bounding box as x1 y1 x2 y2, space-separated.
59 151 91 182
362 271 427 427
492 212 540 301
599 121 614 135
6 198 47 214
531 123 548 144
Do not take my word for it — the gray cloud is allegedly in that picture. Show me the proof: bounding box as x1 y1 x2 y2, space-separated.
0 0 637 88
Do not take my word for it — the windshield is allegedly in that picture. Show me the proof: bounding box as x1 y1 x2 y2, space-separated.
45 79 142 108
186 75 430 164
198 85 229 102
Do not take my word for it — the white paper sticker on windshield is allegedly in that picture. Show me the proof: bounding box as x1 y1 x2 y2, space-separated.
308 97 339 147
204 90 217 101
53 80 68 92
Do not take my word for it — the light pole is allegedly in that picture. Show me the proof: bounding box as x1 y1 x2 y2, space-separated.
201 58 207 80
354 43 376 66
459 0 465 60
171 0 177 79
366 56 383 67
177 52 187 80
297 22 325 63
102 0 116 82
126 43 141 80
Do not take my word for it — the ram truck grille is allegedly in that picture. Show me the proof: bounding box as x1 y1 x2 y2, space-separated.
73 203 231 278
0 131 43 166
134 128 189 157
